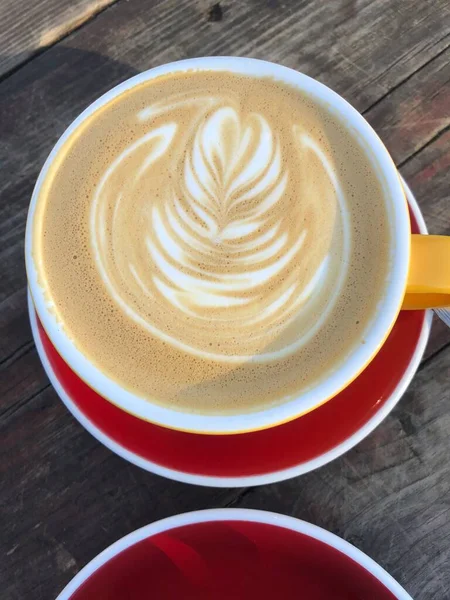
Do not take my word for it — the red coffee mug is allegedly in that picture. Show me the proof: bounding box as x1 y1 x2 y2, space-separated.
57 509 412 599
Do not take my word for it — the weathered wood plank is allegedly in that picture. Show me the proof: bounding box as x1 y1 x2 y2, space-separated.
232 346 450 599
366 47 450 167
0 0 117 78
401 128 450 236
0 383 244 600
0 288 33 370
423 314 450 362
0 340 48 422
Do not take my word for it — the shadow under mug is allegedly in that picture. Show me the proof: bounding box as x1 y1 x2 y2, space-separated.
25 57 450 435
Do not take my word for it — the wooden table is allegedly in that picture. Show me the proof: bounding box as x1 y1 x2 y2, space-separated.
1 1 449 598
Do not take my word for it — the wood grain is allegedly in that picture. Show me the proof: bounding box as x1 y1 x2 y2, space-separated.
366 46 450 169
0 0 118 78
1 1 450 599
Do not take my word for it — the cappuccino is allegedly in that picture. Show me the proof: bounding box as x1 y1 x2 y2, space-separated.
32 70 391 415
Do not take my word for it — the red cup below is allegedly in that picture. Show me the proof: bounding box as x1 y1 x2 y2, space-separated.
70 520 399 599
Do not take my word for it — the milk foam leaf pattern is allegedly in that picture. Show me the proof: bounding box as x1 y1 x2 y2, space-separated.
90 103 345 362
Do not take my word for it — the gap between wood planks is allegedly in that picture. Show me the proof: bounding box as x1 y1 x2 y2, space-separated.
0 339 34 368
0 0 122 84
397 123 450 170
0 382 51 422
360 33 450 118
418 338 450 370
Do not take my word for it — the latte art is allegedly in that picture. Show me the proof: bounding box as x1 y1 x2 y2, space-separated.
91 101 347 360
34 70 391 414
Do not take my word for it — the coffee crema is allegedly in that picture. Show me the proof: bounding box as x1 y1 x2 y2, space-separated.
33 70 391 414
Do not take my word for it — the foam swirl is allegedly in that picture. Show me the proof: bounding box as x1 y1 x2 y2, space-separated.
91 98 348 361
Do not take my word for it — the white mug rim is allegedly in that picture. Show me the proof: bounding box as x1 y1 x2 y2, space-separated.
56 508 413 600
25 56 410 434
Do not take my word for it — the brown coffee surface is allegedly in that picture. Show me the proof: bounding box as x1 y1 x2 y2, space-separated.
33 70 391 415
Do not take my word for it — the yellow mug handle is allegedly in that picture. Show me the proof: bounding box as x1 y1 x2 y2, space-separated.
403 235 450 309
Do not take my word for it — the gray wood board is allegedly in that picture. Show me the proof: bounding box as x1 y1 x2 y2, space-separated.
0 0 117 78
